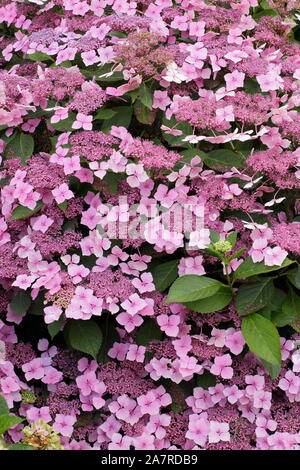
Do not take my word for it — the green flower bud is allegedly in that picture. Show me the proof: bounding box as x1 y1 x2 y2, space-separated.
213 240 233 253
22 420 64 450
21 389 36 404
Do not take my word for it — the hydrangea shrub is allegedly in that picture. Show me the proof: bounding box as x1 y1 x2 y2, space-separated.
0 0 300 451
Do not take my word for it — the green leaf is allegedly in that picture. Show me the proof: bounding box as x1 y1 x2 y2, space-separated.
28 293 45 316
203 149 245 170
287 266 300 289
108 31 127 38
233 256 294 280
183 286 232 313
272 288 300 327
94 108 117 120
10 201 43 221
20 133 34 162
235 278 274 316
226 231 238 248
101 106 133 133
209 230 220 244
244 78 261 94
268 288 286 312
0 415 23 435
253 8 278 19
134 101 156 125
0 395 9 415
242 313 281 365
196 371 216 389
139 83 153 109
9 291 32 316
58 200 68 213
8 443 34 450
136 317 162 346
27 51 54 62
98 322 120 364
62 218 77 233
4 132 34 163
47 316 63 340
66 320 102 360
102 171 125 195
151 260 179 293
260 359 281 379
167 275 223 303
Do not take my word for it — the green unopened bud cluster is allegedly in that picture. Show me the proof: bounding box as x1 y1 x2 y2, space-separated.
21 389 36 404
22 420 64 450
213 240 233 253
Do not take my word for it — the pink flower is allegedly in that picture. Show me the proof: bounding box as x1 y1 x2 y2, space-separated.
108 342 129 361
76 371 99 396
63 155 81 175
22 358 45 381
56 47 77 65
44 305 62 324
133 433 155 450
170 15 189 31
223 385 243 404
116 311 143 332
146 357 173 381
257 71 283 92
216 105 234 122
172 335 192 358
210 354 233 379
53 414 76 437
157 314 180 337
42 366 63 384
145 414 171 439
140 389 162 416
153 90 171 111
81 50 99 66
178 256 205 276
245 374 265 395
120 293 147 317
278 371 300 395
208 421 230 443
264 246 287 266
132 273 155 293
126 163 148 188
126 344 146 363
81 207 102 230
51 108 68 124
72 113 93 131
189 21 205 38
179 356 203 378
224 71 245 91
225 330 245 355
12 274 36 290
0 376 19 394
186 415 210 446
207 328 227 348
108 433 132 450
26 406 51 424
100 416 121 438
227 27 243 45
52 183 74 204
253 390 272 410
73 1 90 15
31 215 53 233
